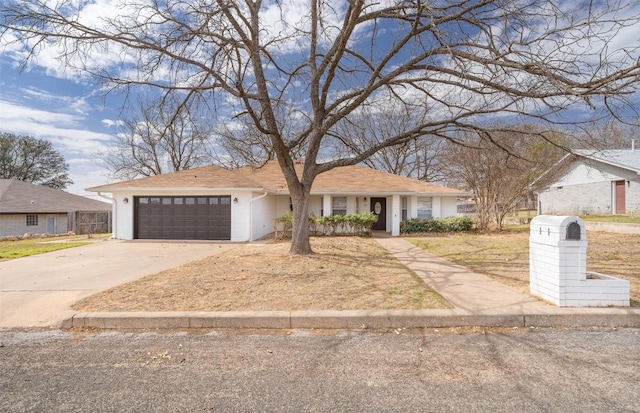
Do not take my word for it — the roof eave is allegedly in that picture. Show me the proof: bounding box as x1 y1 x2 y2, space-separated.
86 186 266 193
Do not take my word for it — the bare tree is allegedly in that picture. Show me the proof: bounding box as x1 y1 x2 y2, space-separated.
444 127 568 230
334 107 448 182
579 119 640 150
3 0 640 253
99 97 215 180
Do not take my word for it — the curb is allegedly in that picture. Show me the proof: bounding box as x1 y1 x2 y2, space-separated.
62 308 640 330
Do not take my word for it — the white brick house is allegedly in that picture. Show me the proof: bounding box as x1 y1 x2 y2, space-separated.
535 150 640 215
87 161 468 241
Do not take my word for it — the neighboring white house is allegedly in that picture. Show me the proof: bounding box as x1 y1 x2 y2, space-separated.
87 161 468 241
535 149 640 215
0 179 112 237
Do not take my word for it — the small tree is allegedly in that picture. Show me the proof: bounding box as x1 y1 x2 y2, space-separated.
444 127 567 230
0 132 72 189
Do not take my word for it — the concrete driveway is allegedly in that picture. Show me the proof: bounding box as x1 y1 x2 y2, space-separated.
0 239 236 328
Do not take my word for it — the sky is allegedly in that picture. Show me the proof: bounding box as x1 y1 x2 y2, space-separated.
0 60 121 199
1 0 639 201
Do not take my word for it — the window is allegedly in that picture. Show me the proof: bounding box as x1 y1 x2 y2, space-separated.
401 197 408 221
417 197 433 219
26 214 38 226
332 197 347 215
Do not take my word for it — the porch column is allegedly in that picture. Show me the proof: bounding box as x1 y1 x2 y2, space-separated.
410 195 418 219
322 195 331 217
391 194 401 236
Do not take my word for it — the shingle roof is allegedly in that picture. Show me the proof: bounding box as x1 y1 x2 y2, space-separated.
0 179 111 214
574 149 640 174
234 162 466 195
87 162 467 196
87 165 262 191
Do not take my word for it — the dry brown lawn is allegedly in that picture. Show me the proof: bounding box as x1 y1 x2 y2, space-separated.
73 237 451 312
408 230 640 306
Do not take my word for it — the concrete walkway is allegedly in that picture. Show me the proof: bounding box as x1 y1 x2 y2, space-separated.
375 237 547 311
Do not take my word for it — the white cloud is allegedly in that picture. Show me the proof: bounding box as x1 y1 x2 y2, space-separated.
101 119 123 128
0 96 116 194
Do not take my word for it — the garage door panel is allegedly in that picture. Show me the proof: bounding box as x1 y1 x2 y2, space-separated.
136 196 231 240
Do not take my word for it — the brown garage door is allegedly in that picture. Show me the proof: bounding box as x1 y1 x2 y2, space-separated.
135 196 231 240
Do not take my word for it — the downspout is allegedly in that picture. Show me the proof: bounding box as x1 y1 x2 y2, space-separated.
98 192 115 239
249 192 269 241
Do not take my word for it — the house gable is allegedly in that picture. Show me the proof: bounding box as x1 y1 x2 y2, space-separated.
535 150 640 215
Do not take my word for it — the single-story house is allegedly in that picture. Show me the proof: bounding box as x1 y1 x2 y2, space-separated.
0 179 112 237
534 149 640 215
87 161 468 241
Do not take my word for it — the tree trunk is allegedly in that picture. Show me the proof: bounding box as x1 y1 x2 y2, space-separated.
289 188 313 255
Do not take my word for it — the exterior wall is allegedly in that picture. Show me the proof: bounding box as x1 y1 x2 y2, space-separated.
439 197 459 217
0 213 68 237
627 180 640 214
107 189 464 240
250 193 276 241
309 196 323 216
112 193 134 240
231 192 252 242
539 181 613 215
539 159 640 215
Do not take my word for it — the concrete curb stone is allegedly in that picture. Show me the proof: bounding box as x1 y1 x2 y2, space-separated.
63 308 640 330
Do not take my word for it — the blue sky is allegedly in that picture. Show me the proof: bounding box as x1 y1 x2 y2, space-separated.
1 0 639 200
0 60 121 198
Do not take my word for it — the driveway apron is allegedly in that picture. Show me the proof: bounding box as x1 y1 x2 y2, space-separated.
0 240 235 328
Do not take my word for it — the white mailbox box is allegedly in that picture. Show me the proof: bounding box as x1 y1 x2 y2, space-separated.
529 215 630 307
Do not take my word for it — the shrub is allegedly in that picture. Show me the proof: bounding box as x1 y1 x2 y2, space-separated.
273 211 380 237
272 211 293 239
400 216 474 234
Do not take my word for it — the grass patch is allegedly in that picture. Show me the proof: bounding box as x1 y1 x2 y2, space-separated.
408 231 640 306
580 215 640 224
0 234 108 259
73 237 451 312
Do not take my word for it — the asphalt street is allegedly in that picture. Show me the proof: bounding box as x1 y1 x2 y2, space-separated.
1 327 639 412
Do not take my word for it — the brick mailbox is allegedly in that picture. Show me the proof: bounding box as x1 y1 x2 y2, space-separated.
529 215 630 307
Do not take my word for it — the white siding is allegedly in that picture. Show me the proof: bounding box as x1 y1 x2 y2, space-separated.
231 192 252 242
251 194 277 241
113 193 134 240
439 197 459 217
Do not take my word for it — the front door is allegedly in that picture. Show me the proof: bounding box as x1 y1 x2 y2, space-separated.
47 216 57 234
615 180 626 214
371 197 387 231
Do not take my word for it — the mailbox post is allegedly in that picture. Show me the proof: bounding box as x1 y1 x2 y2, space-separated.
529 215 630 307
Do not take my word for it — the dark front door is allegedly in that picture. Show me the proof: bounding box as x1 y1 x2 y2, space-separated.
370 197 387 231
615 180 626 214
